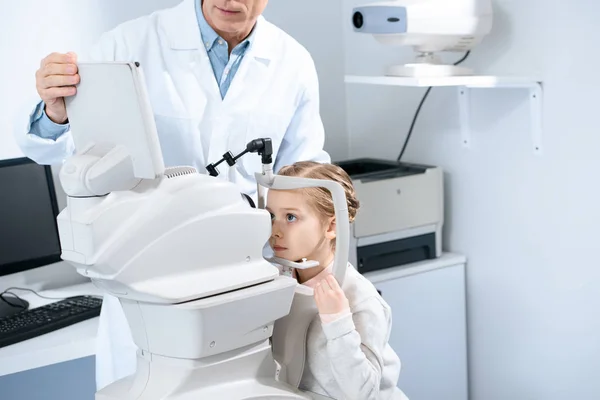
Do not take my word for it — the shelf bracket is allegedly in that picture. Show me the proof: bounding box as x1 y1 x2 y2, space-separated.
458 88 471 148
529 83 543 155
456 82 543 155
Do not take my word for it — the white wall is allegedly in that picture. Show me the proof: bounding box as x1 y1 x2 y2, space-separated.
344 0 600 399
263 1 349 161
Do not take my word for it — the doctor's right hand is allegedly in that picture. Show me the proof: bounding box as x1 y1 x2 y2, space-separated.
35 52 80 124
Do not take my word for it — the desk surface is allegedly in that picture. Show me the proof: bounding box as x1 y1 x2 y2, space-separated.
0 282 102 377
0 252 466 377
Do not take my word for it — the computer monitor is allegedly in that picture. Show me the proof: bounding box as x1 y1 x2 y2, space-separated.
0 157 62 317
0 157 62 276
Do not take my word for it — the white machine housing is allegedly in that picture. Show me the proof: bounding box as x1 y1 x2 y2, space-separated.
336 159 443 274
351 0 493 76
57 61 349 399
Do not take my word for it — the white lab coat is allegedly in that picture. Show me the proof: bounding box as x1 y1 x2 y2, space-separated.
15 0 329 390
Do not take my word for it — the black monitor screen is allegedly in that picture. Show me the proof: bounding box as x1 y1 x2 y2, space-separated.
0 158 62 277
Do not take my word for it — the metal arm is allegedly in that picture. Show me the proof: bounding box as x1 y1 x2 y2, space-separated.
205 138 273 177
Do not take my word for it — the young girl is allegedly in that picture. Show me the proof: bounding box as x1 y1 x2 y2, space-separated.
266 161 409 400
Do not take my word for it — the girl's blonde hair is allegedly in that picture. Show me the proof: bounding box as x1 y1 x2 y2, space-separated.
277 161 360 223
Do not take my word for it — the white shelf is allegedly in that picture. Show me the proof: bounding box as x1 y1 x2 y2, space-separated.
344 74 541 88
345 74 544 154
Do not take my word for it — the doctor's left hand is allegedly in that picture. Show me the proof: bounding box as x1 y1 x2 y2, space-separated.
314 275 349 315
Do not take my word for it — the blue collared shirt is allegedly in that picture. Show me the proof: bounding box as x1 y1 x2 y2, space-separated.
195 0 255 99
29 1 255 139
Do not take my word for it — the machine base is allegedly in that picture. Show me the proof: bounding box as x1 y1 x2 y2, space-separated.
385 52 472 77
96 340 312 400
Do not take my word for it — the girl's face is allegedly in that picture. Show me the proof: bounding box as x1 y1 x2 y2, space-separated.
266 189 335 263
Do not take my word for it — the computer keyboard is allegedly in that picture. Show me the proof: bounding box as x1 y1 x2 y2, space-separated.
0 295 103 349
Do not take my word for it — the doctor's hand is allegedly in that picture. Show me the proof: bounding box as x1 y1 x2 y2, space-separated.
35 52 80 124
314 275 349 315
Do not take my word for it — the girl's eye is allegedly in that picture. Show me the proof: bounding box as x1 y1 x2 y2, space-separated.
270 213 275 221
286 214 297 222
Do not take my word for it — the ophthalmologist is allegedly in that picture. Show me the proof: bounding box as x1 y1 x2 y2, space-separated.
15 0 330 391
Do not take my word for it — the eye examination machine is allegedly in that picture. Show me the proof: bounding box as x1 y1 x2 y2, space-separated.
56 61 349 399
351 0 493 76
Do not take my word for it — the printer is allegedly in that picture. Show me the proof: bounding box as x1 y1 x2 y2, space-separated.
335 158 444 274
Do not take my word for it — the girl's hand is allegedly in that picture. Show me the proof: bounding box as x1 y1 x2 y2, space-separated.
314 274 350 315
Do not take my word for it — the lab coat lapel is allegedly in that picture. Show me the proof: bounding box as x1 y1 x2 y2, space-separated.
206 16 276 176
223 16 274 110
163 0 218 97
189 45 221 108
205 57 271 171
191 51 221 169
163 6 276 176
162 0 222 169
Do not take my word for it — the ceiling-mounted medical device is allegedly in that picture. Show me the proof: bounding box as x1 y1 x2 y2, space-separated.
351 0 493 77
